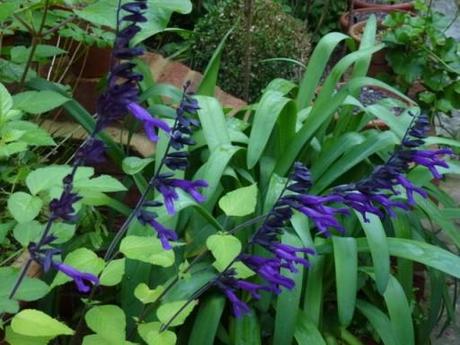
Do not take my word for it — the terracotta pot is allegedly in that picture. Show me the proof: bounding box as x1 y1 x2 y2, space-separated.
354 0 414 11
340 7 409 32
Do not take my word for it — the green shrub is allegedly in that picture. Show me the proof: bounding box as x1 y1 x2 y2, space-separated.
190 0 311 101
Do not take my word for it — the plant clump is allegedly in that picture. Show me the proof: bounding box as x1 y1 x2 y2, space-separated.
190 0 311 102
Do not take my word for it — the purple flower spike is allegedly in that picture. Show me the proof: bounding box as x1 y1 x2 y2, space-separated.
53 262 99 293
127 102 171 142
137 209 178 250
410 148 453 180
49 189 82 222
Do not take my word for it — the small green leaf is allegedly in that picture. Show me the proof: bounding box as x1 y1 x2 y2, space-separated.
0 82 13 116
51 248 104 288
11 309 74 337
157 300 198 327
74 175 127 193
120 236 175 267
100 259 125 286
122 156 154 175
13 90 69 114
134 283 165 304
206 234 241 272
85 305 125 343
7 192 42 223
218 184 258 217
138 322 176 345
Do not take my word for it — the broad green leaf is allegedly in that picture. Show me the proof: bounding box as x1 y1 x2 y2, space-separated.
11 309 74 337
195 96 231 152
134 283 165 304
74 175 127 193
218 184 258 217
138 322 176 345
188 294 225 345
85 305 125 344
7 192 42 223
122 156 154 175
13 221 42 247
100 259 125 286
51 248 105 288
356 213 390 293
120 235 175 267
4 326 51 345
232 309 261 345
157 300 198 327
247 90 291 168
206 233 241 272
356 300 399 345
294 311 327 345
333 236 357 326
10 45 66 64
26 166 94 195
0 268 49 314
13 90 69 114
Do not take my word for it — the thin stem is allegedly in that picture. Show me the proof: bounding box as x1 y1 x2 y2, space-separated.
0 249 23 267
13 14 35 34
41 15 76 37
18 0 50 89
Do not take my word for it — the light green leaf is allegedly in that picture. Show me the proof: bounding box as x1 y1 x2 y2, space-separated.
11 309 74 337
206 233 241 272
7 192 42 223
120 236 175 267
218 184 258 217
10 45 66 64
122 156 154 175
5 326 51 345
295 311 327 345
138 322 176 345
13 221 42 246
100 259 125 286
157 300 198 327
74 175 127 193
26 166 94 195
134 283 165 304
51 248 104 288
85 305 125 344
13 91 69 114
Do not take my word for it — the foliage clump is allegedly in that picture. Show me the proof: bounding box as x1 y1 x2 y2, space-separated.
190 0 311 101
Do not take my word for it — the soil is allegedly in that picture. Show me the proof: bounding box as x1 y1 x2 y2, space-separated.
359 86 405 115
364 0 412 3
350 10 390 23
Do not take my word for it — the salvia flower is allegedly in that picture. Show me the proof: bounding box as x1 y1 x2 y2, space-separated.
214 269 268 317
49 175 82 222
333 114 452 220
137 209 178 250
28 238 99 293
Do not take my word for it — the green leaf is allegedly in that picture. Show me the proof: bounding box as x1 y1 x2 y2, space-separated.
13 221 42 247
206 233 241 272
26 165 94 195
120 235 175 267
333 236 358 327
13 91 69 114
138 322 176 345
188 294 225 345
218 184 258 217
198 28 233 96
51 248 105 288
4 326 51 345
0 82 13 116
0 268 49 312
247 90 293 168
134 283 165 304
356 213 390 293
122 156 154 175
100 259 125 286
195 96 231 152
273 232 305 345
7 192 43 223
356 300 399 345
294 311 327 345
10 45 66 64
11 309 74 337
157 299 198 327
85 305 126 344
74 175 127 193
232 309 261 345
